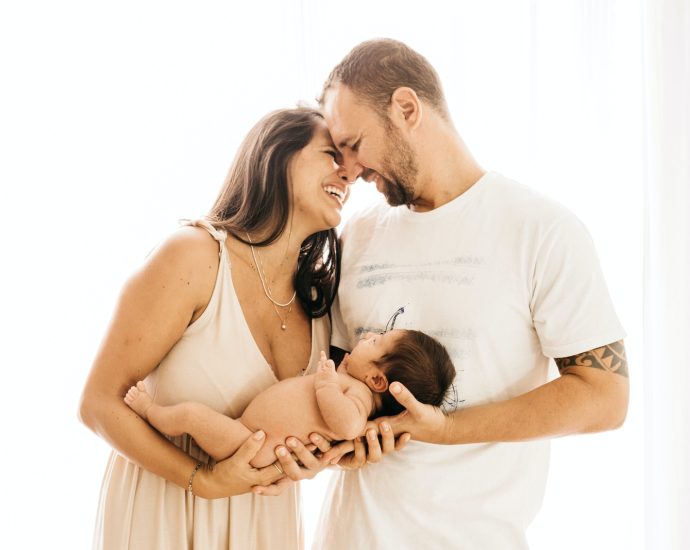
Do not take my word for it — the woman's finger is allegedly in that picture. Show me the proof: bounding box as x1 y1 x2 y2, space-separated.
309 432 332 454
285 438 322 472
275 445 308 481
321 440 354 464
230 430 266 466
255 460 286 486
252 476 292 496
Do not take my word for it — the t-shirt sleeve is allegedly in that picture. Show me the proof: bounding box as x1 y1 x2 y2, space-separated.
530 211 626 358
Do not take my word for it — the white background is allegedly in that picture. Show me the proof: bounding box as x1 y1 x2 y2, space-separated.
0 1 644 548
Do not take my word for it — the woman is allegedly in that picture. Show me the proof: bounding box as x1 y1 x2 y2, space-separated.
79 107 353 549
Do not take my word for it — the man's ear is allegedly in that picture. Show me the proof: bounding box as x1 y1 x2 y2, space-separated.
366 369 390 393
390 87 422 130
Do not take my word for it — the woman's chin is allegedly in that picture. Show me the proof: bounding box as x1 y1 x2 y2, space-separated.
326 210 343 230
315 212 342 233
301 204 344 234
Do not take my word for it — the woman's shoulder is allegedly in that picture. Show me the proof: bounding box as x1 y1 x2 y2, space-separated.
160 224 221 259
136 225 222 304
146 225 220 269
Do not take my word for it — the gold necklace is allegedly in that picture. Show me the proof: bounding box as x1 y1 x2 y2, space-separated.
271 302 292 331
246 233 296 330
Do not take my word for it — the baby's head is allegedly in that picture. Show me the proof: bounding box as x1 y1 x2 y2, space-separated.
342 329 455 417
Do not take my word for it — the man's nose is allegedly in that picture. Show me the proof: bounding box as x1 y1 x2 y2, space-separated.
339 149 362 183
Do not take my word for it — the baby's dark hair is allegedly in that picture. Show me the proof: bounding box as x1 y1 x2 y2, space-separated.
373 329 455 417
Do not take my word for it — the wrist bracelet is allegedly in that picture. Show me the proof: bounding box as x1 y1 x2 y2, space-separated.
187 462 203 494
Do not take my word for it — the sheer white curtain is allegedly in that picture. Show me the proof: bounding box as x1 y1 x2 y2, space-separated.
644 1 690 549
0 1 660 548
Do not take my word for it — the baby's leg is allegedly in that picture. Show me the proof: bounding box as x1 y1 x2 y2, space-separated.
124 381 253 462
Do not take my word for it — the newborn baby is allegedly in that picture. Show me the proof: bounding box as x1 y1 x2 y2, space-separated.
125 328 455 467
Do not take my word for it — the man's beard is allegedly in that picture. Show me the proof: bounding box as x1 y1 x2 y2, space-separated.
378 122 418 207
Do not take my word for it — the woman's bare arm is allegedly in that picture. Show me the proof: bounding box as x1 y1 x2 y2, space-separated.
79 227 282 498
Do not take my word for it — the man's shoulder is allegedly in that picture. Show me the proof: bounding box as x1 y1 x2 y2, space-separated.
484 172 556 206
484 172 577 225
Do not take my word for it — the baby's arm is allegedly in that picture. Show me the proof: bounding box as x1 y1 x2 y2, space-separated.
124 382 252 462
313 352 372 440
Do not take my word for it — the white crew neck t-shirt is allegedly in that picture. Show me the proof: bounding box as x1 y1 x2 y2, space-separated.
313 172 625 550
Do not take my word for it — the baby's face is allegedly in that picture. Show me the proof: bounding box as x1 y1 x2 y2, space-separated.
342 329 403 381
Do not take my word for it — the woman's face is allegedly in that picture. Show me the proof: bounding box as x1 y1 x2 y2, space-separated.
288 120 353 233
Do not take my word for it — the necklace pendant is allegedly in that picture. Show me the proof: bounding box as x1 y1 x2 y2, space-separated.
281 323 287 330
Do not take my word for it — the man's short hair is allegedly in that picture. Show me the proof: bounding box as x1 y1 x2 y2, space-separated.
320 38 449 120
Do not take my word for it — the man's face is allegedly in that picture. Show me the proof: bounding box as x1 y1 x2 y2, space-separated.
322 84 419 207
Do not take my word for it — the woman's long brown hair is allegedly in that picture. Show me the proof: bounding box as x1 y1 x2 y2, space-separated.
207 107 339 318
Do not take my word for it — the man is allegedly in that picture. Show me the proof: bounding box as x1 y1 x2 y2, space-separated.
314 39 628 549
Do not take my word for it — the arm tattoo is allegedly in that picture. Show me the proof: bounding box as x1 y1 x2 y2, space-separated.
555 340 628 378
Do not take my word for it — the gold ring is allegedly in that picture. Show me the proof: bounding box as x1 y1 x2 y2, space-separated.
273 462 284 475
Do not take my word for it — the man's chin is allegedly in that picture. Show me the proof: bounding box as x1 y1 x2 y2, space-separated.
383 194 406 207
381 182 410 207
369 172 410 206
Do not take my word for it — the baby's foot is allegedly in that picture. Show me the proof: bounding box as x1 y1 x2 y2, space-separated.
124 381 153 419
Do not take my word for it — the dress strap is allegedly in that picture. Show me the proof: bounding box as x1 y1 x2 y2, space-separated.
181 218 228 243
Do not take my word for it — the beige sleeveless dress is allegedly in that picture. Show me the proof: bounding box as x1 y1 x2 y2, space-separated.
93 220 331 549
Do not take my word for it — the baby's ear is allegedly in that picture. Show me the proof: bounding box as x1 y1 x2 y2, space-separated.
367 369 389 393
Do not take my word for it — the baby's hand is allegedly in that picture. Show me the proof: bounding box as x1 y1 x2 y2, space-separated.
317 350 336 374
315 351 338 387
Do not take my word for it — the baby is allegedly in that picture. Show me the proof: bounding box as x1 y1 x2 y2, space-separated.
125 329 455 468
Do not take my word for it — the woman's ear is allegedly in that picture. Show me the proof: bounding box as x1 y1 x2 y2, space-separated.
366 369 389 393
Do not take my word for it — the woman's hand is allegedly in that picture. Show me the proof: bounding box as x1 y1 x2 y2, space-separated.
320 420 411 470
253 433 333 492
195 431 289 499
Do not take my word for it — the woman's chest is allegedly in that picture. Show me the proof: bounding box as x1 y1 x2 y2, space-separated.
235 288 313 380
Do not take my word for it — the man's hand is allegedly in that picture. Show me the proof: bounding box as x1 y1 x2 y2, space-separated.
379 382 450 444
251 432 334 494
321 420 411 469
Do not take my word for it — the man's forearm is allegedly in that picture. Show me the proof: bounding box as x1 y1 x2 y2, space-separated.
441 366 629 444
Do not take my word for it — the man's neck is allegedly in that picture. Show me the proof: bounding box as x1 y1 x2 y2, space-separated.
410 124 485 212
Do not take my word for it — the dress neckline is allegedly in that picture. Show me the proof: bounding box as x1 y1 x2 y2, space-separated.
222 240 315 381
